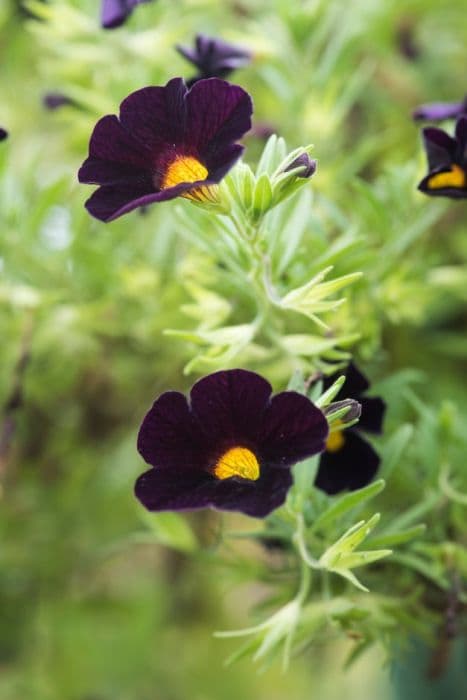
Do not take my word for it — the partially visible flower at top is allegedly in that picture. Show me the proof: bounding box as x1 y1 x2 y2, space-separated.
418 116 467 199
135 369 328 518
78 77 252 222
0 128 8 142
101 0 152 29
176 34 251 87
413 96 467 122
42 92 74 111
285 153 317 179
314 363 386 495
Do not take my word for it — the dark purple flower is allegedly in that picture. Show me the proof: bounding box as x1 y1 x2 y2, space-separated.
314 363 386 495
135 369 328 518
42 92 74 111
285 153 317 179
101 0 152 29
413 96 467 122
0 128 7 142
418 117 467 199
176 34 251 87
78 77 252 222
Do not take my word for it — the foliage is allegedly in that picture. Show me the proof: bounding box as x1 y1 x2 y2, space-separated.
1 1 466 698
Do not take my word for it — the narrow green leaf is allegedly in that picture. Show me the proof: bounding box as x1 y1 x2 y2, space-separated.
311 479 386 531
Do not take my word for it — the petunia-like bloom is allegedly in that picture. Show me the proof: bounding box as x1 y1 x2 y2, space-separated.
135 369 328 518
101 0 152 29
314 363 385 495
0 128 7 141
176 34 251 87
78 77 252 221
413 96 467 122
418 116 467 199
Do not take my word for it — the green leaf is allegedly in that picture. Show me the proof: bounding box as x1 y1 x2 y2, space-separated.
380 424 414 479
311 479 386 531
139 512 198 553
366 523 426 548
319 514 392 592
255 134 287 175
252 173 273 218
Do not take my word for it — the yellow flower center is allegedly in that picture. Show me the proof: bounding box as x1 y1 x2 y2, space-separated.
213 446 260 481
326 429 346 453
162 155 208 189
427 164 466 190
161 155 218 203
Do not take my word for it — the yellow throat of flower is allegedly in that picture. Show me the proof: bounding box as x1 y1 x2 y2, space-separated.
161 155 218 203
213 446 260 481
326 428 346 453
427 164 466 191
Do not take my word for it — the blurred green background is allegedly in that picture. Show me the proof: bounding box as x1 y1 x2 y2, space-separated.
1 1 466 698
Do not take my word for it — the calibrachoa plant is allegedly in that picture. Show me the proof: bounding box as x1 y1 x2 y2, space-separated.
314 363 385 495
71 68 467 669
418 116 467 198
78 78 252 220
136 369 328 517
3 2 467 690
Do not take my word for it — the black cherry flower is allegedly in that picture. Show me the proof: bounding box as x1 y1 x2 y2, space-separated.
418 117 467 199
314 363 385 495
0 128 7 142
78 77 252 221
413 96 467 122
101 0 152 29
176 34 251 87
135 369 328 518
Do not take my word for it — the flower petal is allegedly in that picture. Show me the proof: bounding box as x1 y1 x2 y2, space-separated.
137 391 203 471
314 431 380 495
207 467 293 517
422 127 457 170
259 392 328 468
135 465 293 517
186 78 252 155
135 468 214 511
413 101 465 122
84 179 214 222
79 114 151 176
205 143 244 181
119 79 188 153
455 115 467 153
190 369 272 445
358 397 386 434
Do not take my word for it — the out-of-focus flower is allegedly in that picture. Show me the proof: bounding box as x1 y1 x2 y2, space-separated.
248 122 277 141
418 116 467 199
78 77 252 222
42 92 74 111
396 22 420 61
176 34 251 86
135 369 328 518
314 363 385 495
101 0 152 29
0 128 8 141
284 153 317 179
413 96 467 122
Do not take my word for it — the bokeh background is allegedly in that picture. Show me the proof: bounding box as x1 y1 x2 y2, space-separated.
1 1 466 698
